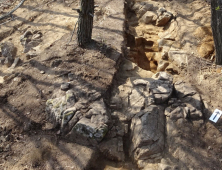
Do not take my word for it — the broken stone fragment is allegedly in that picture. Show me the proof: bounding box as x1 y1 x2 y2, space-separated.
1 42 16 59
69 117 108 145
139 11 157 24
156 11 173 26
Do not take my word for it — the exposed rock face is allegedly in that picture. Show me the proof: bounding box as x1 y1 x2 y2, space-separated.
46 91 110 145
130 105 165 161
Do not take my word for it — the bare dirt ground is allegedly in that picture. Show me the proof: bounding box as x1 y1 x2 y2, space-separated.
0 0 222 170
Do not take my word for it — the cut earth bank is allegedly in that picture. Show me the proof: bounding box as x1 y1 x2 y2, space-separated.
1 0 222 170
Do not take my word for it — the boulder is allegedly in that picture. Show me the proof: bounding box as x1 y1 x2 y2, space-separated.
130 105 165 161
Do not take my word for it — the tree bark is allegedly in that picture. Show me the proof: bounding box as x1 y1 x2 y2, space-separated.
211 0 222 65
77 0 94 46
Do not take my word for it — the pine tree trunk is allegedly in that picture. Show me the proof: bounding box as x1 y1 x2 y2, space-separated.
77 0 94 46
211 0 222 65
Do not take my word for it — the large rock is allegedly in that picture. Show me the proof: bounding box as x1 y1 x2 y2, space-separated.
130 105 165 162
68 117 108 145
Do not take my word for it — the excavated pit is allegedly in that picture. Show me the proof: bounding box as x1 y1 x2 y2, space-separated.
124 0 177 74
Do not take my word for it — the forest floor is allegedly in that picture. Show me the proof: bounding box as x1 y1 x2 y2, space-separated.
0 0 222 170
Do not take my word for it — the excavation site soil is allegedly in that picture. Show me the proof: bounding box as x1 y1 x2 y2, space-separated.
0 0 222 170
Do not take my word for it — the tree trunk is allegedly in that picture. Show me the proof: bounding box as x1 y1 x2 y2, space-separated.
77 0 94 46
211 0 222 65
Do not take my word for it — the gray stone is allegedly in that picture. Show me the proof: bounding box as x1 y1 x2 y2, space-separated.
140 11 157 24
174 81 196 98
70 117 108 144
46 91 76 127
129 88 145 113
20 30 32 41
68 73 75 81
61 82 70 91
99 138 125 161
130 105 165 161
1 42 16 58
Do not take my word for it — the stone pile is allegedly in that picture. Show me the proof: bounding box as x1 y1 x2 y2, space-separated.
20 30 43 59
45 68 206 169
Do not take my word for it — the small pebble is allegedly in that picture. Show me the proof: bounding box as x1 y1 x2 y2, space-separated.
40 70 45 74
61 82 70 91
